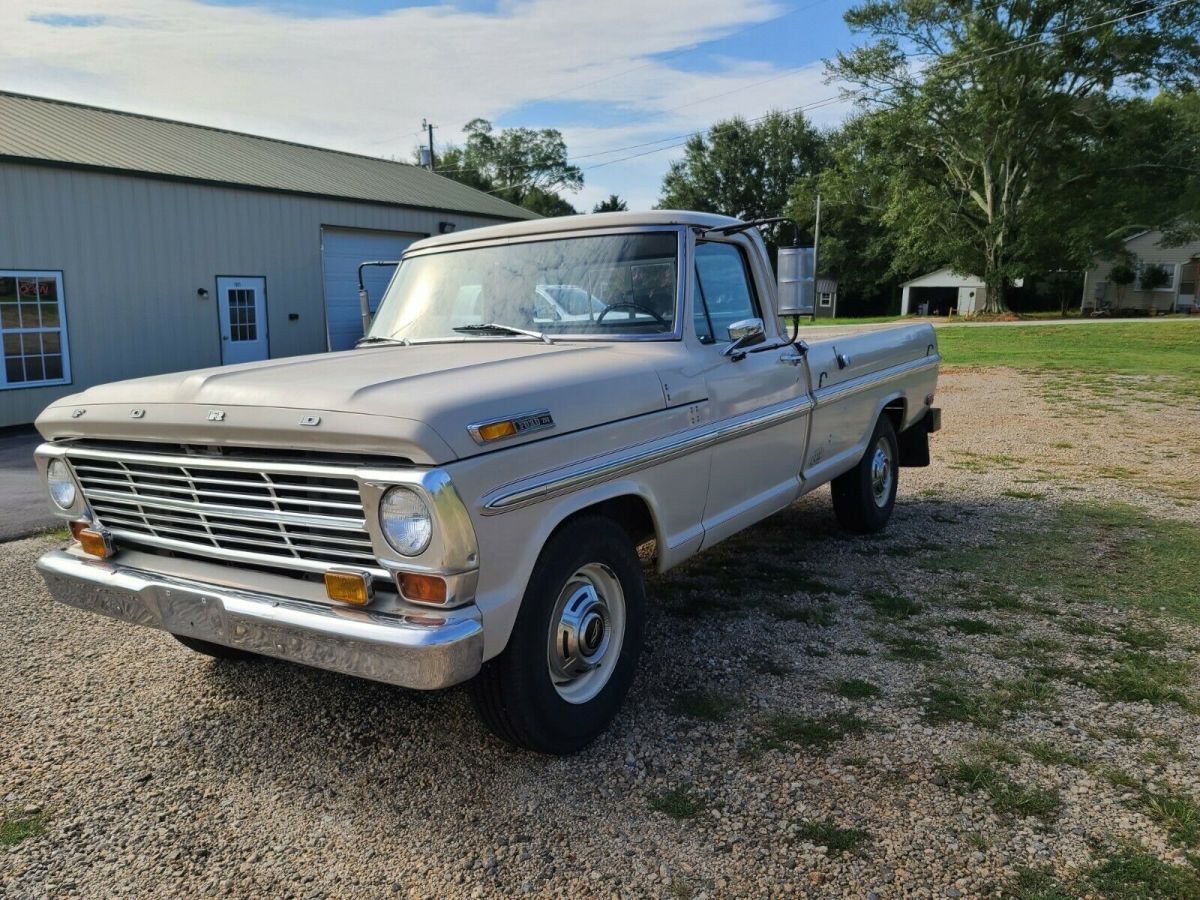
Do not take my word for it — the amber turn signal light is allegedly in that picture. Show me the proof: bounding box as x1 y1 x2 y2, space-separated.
475 420 518 442
68 519 90 541
398 572 447 604
77 527 115 559
324 571 373 606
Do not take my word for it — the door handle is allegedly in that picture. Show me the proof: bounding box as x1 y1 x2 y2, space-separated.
779 351 805 366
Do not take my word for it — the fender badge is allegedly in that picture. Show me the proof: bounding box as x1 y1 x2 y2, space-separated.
467 409 554 444
71 408 86 418
207 409 226 422
300 415 321 426
129 408 145 419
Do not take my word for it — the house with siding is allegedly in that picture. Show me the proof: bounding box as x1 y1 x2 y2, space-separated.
1081 230 1200 314
0 91 536 428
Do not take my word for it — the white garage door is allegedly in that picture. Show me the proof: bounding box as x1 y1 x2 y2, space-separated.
321 227 422 351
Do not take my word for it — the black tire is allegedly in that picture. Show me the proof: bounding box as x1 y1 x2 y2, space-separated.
468 515 646 754
831 414 899 534
172 634 259 661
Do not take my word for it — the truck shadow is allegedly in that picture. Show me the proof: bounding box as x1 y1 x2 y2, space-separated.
180 488 1022 786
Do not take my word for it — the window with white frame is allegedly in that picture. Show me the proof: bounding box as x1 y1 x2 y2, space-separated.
819 292 832 307
1136 262 1176 291
0 271 71 389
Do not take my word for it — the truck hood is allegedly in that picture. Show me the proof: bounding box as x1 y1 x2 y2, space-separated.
36 342 668 465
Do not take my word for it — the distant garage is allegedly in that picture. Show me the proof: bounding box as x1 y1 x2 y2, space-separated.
0 91 535 427
899 267 1023 317
900 268 988 317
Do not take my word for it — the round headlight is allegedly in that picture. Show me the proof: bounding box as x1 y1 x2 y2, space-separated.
47 458 77 510
379 486 432 556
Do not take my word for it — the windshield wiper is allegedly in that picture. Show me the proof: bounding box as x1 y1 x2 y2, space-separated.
452 323 554 344
355 336 410 347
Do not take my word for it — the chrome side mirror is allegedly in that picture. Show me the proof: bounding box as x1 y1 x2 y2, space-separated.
776 246 814 316
723 317 766 359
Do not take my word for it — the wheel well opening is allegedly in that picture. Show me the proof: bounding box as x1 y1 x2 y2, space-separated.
558 495 657 550
883 398 906 433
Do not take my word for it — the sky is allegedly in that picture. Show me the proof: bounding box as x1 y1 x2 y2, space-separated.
1 0 860 211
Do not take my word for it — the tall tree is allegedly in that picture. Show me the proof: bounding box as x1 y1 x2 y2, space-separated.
433 118 583 217
830 0 1200 311
787 114 908 314
657 111 828 248
593 194 629 213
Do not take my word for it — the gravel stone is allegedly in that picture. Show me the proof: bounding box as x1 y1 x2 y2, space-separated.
2 367 1198 897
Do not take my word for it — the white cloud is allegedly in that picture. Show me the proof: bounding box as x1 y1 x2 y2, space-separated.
1 0 852 210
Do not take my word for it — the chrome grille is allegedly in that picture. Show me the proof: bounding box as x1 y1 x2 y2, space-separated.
66 448 382 576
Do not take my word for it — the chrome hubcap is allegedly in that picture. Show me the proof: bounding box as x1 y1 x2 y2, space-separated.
547 563 625 704
870 438 894 508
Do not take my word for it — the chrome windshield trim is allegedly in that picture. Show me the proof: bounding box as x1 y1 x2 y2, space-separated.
375 227 688 344
813 356 941 408
481 395 814 515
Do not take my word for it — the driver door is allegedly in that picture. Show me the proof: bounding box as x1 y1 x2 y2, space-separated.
692 239 809 548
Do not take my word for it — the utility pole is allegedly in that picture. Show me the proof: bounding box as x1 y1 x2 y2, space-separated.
812 193 821 320
422 119 436 171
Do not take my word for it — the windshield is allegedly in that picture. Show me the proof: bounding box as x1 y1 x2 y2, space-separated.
367 232 680 342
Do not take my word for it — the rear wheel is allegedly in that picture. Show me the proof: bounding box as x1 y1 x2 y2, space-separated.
469 515 645 754
172 634 259 661
831 414 899 533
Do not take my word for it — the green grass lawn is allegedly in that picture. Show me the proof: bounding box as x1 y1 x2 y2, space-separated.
937 320 1200 377
806 315 906 326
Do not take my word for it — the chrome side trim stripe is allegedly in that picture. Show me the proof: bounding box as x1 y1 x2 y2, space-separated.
482 353 940 516
481 395 815 515
813 355 940 408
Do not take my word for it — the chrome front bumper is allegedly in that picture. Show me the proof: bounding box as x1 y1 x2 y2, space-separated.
37 550 484 690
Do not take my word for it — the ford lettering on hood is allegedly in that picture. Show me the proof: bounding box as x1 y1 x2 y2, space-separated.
35 341 669 463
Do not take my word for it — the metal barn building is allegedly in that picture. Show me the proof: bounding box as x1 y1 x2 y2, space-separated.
0 92 536 428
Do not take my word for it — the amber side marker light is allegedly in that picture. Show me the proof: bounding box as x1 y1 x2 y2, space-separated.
324 571 373 606
475 420 518 442
76 526 115 559
398 572 447 604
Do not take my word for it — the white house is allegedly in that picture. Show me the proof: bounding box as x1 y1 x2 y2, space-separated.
1081 230 1200 314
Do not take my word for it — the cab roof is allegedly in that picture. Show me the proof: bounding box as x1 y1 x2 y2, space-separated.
407 210 746 253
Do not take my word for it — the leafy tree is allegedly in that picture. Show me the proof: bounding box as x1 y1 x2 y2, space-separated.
1109 262 1136 309
1138 263 1171 313
830 0 1200 312
593 194 629 213
657 111 828 249
433 118 582 217
787 114 908 314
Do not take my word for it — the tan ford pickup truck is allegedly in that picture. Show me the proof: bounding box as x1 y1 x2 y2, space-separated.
33 211 940 754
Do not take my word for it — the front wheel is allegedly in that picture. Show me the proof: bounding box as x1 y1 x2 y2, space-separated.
831 414 899 533
468 515 645 754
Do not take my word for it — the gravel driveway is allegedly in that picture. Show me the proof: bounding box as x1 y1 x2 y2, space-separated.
3 368 1198 898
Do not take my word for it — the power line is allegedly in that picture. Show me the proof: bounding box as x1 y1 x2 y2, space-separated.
476 0 1186 195
480 0 1190 188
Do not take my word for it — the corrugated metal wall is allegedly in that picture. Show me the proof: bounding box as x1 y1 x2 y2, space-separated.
0 162 508 427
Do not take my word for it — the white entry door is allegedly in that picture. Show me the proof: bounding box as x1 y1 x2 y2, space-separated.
216 276 268 365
